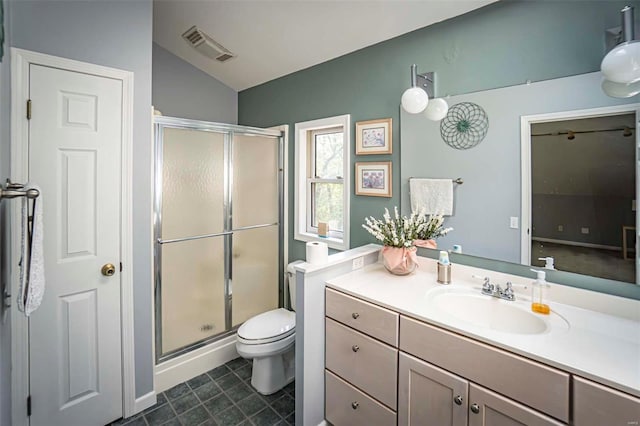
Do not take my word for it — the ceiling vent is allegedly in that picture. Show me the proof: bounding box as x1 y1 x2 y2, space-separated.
181 26 236 63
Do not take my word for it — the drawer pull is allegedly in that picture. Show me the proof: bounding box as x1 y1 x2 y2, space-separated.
470 403 480 414
454 395 463 405
352 312 360 319
351 401 359 410
352 345 360 352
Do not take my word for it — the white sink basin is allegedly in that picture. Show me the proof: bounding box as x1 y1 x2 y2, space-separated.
425 286 569 335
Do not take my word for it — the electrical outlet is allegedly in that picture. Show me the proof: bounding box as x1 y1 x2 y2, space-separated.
581 227 590 234
510 217 519 229
558 225 563 232
352 257 364 270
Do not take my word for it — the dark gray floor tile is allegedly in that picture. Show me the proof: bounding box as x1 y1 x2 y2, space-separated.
165 383 191 400
142 400 167 416
213 405 247 426
226 382 253 403
235 421 252 426
188 373 212 390
159 419 180 426
179 405 212 426
144 404 176 426
111 416 147 426
198 420 219 426
203 393 234 416
236 394 267 417
270 395 294 418
225 357 247 371
282 382 295 396
234 364 252 381
284 412 294 425
260 389 286 404
207 365 231 380
194 381 222 402
215 373 241 390
156 393 168 406
171 392 200 414
251 407 282 426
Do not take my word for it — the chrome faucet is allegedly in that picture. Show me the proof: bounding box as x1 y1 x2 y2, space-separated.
473 275 516 301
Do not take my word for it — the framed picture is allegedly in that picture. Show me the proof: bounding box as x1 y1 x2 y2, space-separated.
355 118 392 155
355 162 392 197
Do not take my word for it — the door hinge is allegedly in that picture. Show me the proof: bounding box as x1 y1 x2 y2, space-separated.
27 395 31 417
26 99 32 120
120 262 123 272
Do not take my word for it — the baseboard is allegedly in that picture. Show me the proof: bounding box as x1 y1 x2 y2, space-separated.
154 335 239 393
133 391 157 415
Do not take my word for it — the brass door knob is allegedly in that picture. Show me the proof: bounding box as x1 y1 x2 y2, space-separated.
101 263 116 277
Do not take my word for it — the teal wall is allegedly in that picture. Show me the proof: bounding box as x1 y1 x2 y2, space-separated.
238 0 639 262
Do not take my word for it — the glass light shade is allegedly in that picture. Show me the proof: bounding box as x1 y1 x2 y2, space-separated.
601 41 640 84
601 78 640 98
401 87 429 114
423 98 449 121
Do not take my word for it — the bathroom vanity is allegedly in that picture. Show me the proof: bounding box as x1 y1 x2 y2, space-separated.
323 257 640 426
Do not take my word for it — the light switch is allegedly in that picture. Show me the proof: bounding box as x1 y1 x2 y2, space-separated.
352 257 364 270
510 217 519 229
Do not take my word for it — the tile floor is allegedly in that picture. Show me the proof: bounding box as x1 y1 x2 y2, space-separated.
109 358 295 426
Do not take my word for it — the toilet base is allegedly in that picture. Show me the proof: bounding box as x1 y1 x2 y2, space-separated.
250 347 295 395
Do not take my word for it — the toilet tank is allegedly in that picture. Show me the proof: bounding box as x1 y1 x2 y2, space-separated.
287 260 304 311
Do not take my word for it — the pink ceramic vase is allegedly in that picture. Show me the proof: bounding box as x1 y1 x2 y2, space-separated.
381 246 418 275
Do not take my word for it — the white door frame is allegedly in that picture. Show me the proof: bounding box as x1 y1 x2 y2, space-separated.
10 48 136 425
520 103 640 268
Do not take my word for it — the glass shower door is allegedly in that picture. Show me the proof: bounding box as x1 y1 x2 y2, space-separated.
231 134 281 326
158 127 226 356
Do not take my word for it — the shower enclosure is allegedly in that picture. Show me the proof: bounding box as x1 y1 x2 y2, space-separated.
154 117 284 362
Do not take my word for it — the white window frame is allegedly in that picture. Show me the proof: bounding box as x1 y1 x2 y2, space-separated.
295 114 350 250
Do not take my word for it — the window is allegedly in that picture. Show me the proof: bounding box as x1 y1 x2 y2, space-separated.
295 115 350 250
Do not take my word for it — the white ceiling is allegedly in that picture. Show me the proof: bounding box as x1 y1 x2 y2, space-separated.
153 0 497 91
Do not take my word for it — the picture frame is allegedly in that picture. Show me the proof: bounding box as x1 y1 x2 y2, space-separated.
355 118 392 155
355 161 392 197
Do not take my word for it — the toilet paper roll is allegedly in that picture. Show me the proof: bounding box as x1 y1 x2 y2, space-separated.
306 241 329 265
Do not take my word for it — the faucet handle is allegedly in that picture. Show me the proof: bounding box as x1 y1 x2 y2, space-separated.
501 282 515 301
472 275 493 293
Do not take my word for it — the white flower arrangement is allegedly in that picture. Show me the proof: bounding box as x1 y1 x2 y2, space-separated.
362 206 452 248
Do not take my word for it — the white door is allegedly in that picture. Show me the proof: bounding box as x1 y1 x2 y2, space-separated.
26 64 123 426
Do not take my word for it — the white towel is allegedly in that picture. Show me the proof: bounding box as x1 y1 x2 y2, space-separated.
18 186 45 316
410 178 453 216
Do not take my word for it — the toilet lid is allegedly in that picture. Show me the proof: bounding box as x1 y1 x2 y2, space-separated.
237 308 295 341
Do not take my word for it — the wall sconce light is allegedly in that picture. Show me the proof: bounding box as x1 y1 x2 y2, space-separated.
601 5 640 98
401 64 449 120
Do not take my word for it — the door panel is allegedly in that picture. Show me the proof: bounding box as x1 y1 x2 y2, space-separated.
231 225 279 326
398 352 468 426
28 64 123 426
232 134 279 228
161 236 226 354
161 127 225 239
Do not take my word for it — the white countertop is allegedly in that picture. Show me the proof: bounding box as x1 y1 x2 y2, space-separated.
325 256 640 398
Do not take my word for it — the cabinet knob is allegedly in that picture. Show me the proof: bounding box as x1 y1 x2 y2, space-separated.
454 395 463 405
352 312 360 319
351 401 359 410
352 345 360 352
470 403 480 414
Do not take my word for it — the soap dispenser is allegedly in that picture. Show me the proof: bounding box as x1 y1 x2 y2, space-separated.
530 269 550 314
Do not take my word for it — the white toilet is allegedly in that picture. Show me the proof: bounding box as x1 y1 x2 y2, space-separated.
235 260 302 395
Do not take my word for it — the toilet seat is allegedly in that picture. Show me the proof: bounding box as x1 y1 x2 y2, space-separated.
237 308 295 345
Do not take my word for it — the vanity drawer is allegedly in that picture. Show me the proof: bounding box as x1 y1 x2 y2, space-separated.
400 316 570 423
326 317 398 409
573 376 640 426
326 287 399 346
326 370 396 426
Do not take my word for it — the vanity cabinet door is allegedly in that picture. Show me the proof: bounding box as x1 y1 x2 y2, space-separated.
398 352 468 426
573 376 640 426
467 384 564 426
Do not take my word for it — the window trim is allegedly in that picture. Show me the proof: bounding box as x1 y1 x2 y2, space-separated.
294 114 350 250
